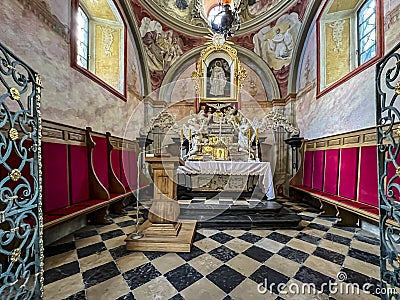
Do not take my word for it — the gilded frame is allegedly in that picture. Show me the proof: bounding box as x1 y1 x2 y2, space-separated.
192 43 246 103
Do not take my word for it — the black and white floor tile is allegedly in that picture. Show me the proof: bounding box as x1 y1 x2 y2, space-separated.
44 197 381 300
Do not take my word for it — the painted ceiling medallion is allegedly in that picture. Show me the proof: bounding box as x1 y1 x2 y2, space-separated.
138 0 296 37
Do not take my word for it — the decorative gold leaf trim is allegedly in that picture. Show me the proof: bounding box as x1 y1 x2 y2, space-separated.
11 248 21 263
10 169 21 181
9 128 18 141
9 87 20 100
396 82 400 95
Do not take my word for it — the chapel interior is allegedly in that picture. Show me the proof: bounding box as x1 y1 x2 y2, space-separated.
1 0 400 299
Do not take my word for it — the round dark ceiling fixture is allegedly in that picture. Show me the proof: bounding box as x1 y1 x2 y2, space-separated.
208 1 241 39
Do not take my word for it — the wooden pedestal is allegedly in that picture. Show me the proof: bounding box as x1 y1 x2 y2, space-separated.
126 157 196 252
125 220 196 252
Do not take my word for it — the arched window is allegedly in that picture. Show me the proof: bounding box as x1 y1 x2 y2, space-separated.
317 0 382 96
71 0 127 99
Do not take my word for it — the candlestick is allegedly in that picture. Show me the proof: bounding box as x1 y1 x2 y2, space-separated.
256 128 259 142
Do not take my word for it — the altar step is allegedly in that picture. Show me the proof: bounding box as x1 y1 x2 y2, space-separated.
178 198 301 230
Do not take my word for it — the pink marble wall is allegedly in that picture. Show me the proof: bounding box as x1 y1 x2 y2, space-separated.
295 0 400 140
1 0 143 138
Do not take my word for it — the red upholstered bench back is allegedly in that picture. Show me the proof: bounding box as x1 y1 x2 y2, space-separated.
111 149 123 186
92 136 109 190
303 151 313 188
338 147 359 200
302 145 378 208
312 150 325 191
69 145 90 204
358 146 378 206
324 149 340 195
42 142 69 213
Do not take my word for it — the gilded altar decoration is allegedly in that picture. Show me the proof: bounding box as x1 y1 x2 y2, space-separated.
192 42 246 102
9 128 18 141
10 169 21 181
9 87 20 100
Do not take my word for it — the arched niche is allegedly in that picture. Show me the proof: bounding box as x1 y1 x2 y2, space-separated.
159 44 280 103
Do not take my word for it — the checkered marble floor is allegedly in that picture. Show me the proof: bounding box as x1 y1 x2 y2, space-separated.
43 197 381 300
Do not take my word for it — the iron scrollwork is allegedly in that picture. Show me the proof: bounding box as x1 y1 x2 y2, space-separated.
0 43 43 299
377 42 400 299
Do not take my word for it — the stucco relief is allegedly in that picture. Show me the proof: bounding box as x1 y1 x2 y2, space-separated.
253 12 301 70
2 0 143 138
139 17 184 73
329 19 345 53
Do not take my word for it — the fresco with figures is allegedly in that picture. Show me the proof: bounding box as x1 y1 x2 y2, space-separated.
253 12 301 70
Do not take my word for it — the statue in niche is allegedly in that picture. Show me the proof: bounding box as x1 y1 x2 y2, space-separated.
267 26 293 60
209 60 227 96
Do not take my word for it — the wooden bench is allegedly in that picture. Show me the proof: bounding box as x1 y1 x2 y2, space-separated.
289 128 396 227
41 121 138 243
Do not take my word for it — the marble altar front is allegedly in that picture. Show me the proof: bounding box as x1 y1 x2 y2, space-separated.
178 161 275 199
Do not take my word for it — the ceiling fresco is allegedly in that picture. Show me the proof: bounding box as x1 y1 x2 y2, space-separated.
139 0 296 36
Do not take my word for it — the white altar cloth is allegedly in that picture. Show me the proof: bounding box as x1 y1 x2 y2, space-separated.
178 161 275 199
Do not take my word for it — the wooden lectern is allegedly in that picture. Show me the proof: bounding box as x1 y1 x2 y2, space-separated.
125 156 196 252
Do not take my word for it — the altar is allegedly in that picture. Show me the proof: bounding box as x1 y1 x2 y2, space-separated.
178 161 275 199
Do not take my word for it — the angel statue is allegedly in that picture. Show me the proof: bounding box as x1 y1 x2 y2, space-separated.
237 115 256 157
268 25 292 60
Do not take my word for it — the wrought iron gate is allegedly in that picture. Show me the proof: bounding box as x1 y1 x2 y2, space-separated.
377 41 400 299
0 43 43 298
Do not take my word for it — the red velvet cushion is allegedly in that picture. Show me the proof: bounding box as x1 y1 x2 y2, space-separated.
312 150 325 191
44 215 63 223
338 147 359 200
69 145 90 204
47 205 89 216
339 200 369 209
42 142 69 213
303 151 313 187
358 146 378 206
92 136 109 190
78 199 105 206
324 149 340 195
362 207 379 215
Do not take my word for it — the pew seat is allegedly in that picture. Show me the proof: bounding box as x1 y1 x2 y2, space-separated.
289 128 397 227
41 122 138 242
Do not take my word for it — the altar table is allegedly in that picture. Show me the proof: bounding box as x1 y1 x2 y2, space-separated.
178 161 275 199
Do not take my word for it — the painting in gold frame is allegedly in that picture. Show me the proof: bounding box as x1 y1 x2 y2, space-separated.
192 43 247 103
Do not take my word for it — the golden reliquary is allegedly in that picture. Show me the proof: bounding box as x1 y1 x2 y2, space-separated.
201 136 230 161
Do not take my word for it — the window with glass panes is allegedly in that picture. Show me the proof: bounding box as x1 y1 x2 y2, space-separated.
357 0 377 65
77 6 89 69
